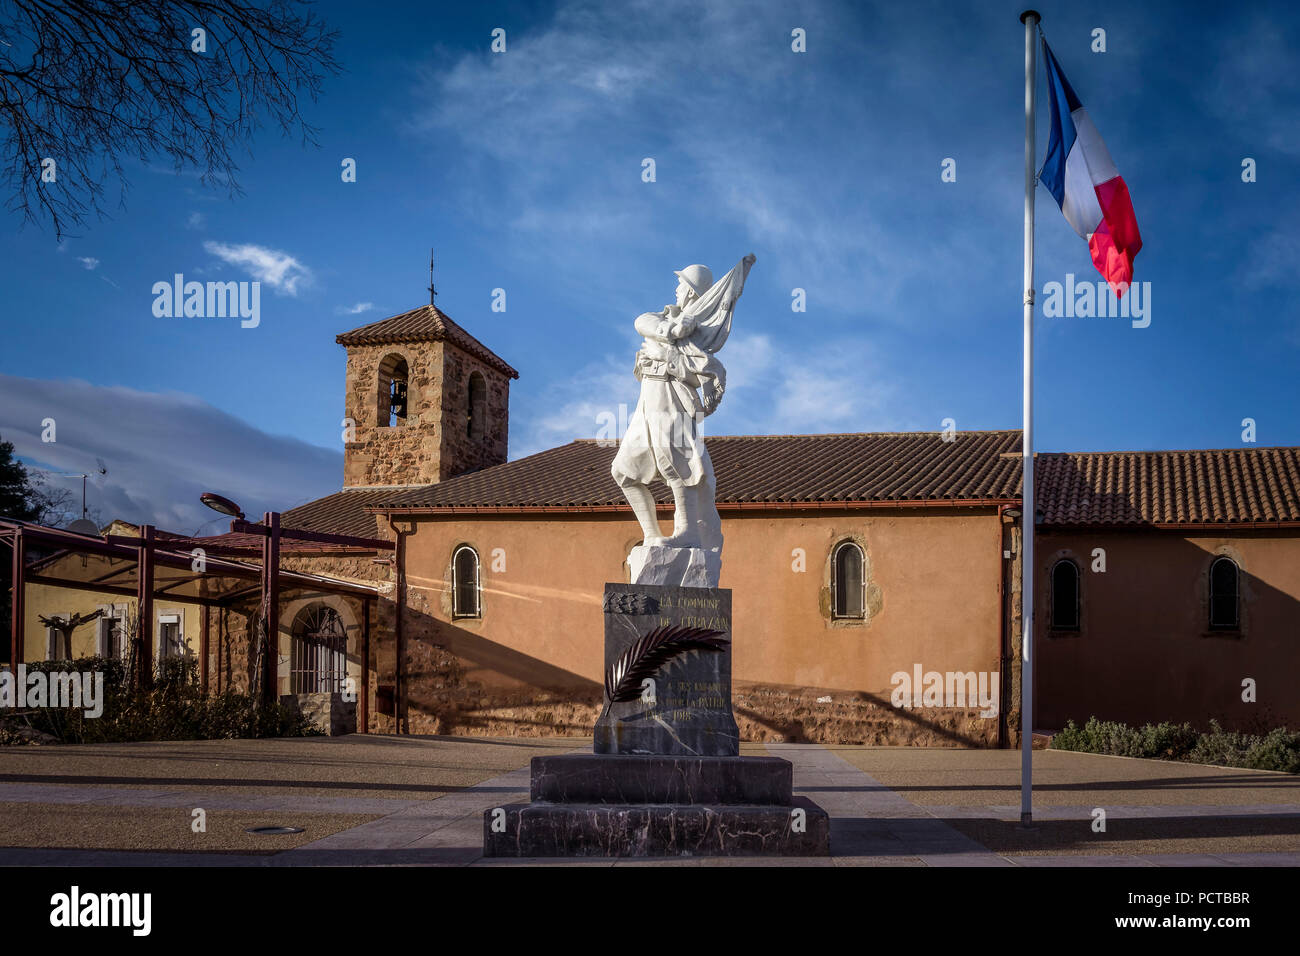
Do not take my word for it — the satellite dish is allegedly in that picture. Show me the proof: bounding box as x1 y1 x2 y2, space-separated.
67 518 100 536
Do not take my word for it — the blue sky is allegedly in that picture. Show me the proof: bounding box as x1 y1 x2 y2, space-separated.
2 0 1298 532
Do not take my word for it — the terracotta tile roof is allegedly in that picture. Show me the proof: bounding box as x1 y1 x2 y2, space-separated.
367 431 1025 511
1036 447 1300 527
280 435 1300 528
185 531 368 555
282 488 408 538
172 491 399 554
336 305 519 379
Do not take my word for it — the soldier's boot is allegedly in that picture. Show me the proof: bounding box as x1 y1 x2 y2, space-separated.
619 480 666 546
663 479 703 549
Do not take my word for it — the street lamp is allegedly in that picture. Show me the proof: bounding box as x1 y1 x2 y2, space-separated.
201 493 276 704
199 493 245 520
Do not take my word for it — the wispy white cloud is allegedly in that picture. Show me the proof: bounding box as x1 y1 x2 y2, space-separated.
336 301 376 315
202 241 312 295
0 375 341 533
75 256 99 270
410 0 1004 321
186 211 205 230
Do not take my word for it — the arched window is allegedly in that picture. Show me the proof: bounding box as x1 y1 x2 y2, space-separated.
453 545 481 618
831 541 865 619
1209 557 1239 630
1050 559 1080 630
377 353 409 428
290 604 348 694
467 371 486 440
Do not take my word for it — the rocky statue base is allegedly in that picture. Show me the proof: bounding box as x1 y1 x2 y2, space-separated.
628 544 721 588
482 583 830 858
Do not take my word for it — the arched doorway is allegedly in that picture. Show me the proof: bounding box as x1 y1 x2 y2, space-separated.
289 603 348 694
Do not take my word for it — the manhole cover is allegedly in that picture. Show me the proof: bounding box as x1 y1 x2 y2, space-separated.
244 826 305 835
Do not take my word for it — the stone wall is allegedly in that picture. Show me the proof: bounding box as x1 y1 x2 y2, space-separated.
212 602 257 695
343 341 447 487
281 509 1018 747
358 682 999 746
1032 527 1300 733
439 347 510 478
341 339 511 488
281 692 357 736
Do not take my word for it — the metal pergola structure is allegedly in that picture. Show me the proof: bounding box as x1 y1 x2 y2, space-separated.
1 516 394 733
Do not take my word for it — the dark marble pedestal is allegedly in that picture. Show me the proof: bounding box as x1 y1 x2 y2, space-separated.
484 753 830 857
595 584 739 757
482 582 830 858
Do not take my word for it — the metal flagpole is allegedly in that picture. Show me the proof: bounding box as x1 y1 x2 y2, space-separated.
1019 9 1039 826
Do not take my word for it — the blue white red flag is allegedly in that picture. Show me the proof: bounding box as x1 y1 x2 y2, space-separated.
1040 37 1143 295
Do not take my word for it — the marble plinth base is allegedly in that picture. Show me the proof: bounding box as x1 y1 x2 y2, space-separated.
531 754 792 804
483 753 830 858
484 798 829 857
628 545 721 588
595 584 738 757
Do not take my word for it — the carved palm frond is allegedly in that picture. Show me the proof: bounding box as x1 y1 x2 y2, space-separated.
605 624 728 703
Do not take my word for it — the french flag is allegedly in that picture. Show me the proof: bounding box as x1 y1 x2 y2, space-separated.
1040 38 1142 295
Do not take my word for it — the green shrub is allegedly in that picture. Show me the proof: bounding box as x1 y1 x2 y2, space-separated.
1188 720 1300 774
1136 721 1200 760
5 656 320 744
1053 716 1298 773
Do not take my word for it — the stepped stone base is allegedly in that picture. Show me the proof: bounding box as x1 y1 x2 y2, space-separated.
483 753 830 858
531 753 791 804
485 798 829 858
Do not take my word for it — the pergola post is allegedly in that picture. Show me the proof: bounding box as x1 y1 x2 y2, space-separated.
9 530 24 670
260 511 280 706
200 604 210 695
360 596 370 734
137 525 154 687
216 607 225 693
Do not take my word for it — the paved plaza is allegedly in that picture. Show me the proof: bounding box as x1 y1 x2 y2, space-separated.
0 736 1296 866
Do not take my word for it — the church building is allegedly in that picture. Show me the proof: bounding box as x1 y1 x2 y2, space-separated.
268 302 1300 745
10 300 1299 746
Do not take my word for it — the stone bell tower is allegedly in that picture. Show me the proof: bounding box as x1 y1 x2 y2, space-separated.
336 304 518 488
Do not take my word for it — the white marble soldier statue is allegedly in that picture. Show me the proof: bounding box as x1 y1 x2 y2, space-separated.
611 254 756 560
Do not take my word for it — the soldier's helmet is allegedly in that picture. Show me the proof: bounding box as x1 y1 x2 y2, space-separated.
673 264 713 298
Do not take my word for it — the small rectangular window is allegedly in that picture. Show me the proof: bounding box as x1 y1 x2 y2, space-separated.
157 611 184 659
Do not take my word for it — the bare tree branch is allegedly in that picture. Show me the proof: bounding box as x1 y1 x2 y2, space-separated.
0 0 340 238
